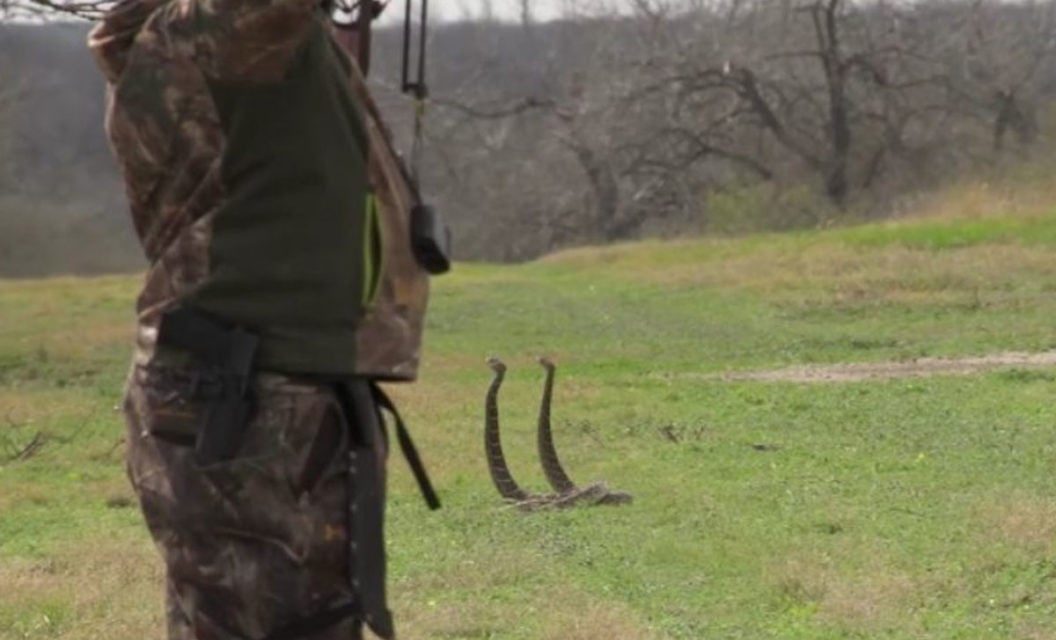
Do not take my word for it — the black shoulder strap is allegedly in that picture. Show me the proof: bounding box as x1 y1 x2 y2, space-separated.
370 383 441 510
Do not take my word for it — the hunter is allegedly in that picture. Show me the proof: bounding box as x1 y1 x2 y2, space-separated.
89 0 440 637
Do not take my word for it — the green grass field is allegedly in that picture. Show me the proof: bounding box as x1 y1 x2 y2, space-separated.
4 179 1056 639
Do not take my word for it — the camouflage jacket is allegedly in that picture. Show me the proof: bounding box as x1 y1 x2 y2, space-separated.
90 0 429 379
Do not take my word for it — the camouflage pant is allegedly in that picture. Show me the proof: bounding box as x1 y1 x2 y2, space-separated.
123 362 390 639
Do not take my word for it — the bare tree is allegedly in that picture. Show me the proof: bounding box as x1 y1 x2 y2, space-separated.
933 0 1055 153
7 0 1055 263
1 0 110 19
625 1 968 206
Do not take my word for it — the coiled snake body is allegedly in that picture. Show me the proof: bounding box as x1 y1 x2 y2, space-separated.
485 357 632 511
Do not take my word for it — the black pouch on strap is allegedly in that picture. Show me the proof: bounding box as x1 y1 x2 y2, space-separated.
410 203 452 275
157 307 260 466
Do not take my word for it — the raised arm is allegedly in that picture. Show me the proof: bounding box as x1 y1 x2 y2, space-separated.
188 0 321 82
89 0 321 85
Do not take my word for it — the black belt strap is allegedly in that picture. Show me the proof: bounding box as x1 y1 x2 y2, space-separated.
370 383 441 511
157 307 258 379
156 307 259 465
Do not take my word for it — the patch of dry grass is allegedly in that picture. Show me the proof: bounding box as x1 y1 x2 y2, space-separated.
1016 624 1056 640
976 493 1056 554
602 240 1056 300
769 553 918 635
395 576 656 640
540 168 1056 312
905 166 1056 223
0 535 161 640
818 572 916 633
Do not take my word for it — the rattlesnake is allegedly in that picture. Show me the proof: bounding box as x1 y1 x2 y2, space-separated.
484 357 632 511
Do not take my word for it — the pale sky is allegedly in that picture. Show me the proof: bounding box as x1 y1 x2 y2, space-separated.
433 0 562 22
389 0 621 23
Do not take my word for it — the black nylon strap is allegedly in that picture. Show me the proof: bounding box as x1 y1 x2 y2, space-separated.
259 601 360 640
342 381 394 640
370 383 441 510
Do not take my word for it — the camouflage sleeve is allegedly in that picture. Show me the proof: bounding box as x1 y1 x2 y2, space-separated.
87 0 174 83
183 0 320 83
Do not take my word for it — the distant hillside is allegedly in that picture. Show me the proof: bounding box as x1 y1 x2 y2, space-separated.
0 23 136 277
3 1 1054 275
0 19 561 276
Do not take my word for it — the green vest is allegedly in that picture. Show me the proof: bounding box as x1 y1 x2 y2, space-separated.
191 23 386 376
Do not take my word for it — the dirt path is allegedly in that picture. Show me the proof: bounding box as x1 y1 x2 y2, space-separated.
717 350 1056 383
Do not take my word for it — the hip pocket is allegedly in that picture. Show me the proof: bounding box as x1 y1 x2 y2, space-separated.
128 365 210 448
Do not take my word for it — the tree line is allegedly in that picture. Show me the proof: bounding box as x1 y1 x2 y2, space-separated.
1 0 1054 271
416 0 1056 260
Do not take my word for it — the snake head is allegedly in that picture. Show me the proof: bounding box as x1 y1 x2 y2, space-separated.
536 355 556 371
486 356 507 374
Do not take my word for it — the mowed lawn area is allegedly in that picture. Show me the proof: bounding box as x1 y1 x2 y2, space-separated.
5 185 1056 638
